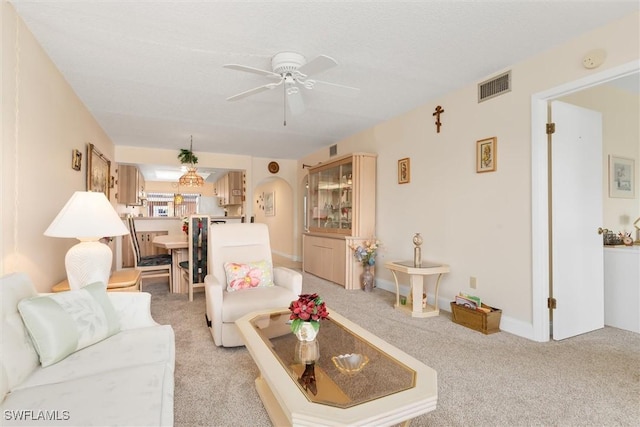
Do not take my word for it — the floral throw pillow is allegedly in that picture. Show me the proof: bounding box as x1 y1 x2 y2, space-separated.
224 260 274 292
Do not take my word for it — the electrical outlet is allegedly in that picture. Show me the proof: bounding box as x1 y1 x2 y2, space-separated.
470 276 477 289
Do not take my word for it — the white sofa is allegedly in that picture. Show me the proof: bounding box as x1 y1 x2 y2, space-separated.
0 272 175 426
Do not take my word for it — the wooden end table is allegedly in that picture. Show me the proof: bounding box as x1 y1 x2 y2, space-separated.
52 269 142 293
385 261 450 318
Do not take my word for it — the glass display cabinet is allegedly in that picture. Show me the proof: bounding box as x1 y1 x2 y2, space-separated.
304 153 377 289
308 160 354 233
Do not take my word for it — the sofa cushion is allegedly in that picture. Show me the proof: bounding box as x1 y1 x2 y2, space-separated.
17 282 120 367
222 285 295 323
0 273 40 403
223 260 274 292
14 325 174 391
1 362 173 427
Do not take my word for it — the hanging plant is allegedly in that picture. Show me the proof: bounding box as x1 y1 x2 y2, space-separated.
178 148 198 165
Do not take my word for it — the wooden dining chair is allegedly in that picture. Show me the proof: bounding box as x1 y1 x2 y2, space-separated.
126 217 172 292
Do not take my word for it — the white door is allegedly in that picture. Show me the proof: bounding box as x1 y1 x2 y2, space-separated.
551 101 604 340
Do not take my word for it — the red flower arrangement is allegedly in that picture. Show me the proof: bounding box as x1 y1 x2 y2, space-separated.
288 293 329 334
182 217 203 235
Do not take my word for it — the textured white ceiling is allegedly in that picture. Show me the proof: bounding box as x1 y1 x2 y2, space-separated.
10 1 640 163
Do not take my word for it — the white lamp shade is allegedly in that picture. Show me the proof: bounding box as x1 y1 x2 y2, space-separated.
45 191 128 290
45 191 128 239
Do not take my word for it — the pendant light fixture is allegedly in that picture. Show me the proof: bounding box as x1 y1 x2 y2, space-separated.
178 135 204 187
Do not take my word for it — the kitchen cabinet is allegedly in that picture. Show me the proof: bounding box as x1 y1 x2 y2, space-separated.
304 153 377 289
117 164 145 206
122 231 168 268
216 171 244 206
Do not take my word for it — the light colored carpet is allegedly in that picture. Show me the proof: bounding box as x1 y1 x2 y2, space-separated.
147 273 640 427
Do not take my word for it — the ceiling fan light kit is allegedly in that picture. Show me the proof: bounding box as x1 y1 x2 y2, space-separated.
271 52 307 75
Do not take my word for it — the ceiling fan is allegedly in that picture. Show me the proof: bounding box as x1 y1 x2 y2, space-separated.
223 52 359 120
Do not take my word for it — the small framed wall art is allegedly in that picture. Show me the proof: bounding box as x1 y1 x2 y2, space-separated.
264 191 275 216
71 149 82 171
476 137 497 173
398 158 410 184
87 143 111 199
608 155 635 198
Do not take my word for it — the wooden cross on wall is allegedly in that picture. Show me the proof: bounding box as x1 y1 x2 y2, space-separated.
433 105 445 133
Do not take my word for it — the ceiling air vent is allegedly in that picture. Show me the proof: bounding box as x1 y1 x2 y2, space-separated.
478 71 511 103
329 144 337 157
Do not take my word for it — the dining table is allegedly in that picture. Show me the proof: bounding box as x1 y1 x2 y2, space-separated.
153 234 188 293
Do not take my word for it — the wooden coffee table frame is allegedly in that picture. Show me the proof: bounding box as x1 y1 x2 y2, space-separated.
236 308 437 426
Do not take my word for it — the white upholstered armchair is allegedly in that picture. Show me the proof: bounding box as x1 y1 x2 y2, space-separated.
204 223 302 347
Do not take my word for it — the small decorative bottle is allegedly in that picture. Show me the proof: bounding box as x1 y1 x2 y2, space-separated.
413 233 423 267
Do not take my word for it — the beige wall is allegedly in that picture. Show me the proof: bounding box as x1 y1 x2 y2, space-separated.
254 178 295 260
560 84 640 233
298 12 640 334
2 3 116 291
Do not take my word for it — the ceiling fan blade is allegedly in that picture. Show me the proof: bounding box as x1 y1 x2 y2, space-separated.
226 83 279 101
287 89 305 116
311 79 360 97
223 64 281 79
297 55 337 77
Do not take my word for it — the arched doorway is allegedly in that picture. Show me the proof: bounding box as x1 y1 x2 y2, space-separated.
254 176 299 269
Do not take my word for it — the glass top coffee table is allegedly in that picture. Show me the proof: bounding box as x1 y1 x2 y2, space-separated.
236 308 437 426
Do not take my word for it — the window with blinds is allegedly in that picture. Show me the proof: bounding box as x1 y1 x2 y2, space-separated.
146 193 199 218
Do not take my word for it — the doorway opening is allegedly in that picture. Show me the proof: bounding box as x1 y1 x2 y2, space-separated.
531 61 639 342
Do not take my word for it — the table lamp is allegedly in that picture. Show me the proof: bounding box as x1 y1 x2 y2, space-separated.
44 191 129 290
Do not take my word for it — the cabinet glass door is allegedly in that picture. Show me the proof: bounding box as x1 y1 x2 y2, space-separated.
320 164 341 230
308 159 353 234
308 170 319 229
338 163 353 231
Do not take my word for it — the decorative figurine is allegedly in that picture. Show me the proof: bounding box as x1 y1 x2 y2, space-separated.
413 233 423 267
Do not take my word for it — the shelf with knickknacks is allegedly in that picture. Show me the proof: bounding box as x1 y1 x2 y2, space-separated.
303 152 377 290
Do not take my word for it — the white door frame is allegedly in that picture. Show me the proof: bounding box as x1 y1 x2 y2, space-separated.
530 60 639 342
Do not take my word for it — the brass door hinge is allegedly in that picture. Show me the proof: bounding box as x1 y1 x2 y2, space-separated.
547 297 557 309
546 123 556 134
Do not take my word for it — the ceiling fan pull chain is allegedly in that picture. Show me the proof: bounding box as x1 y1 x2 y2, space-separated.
283 81 287 126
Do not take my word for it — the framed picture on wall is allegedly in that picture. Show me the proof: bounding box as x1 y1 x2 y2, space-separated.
476 137 497 173
398 158 410 184
87 143 111 199
71 149 82 171
264 191 275 216
609 155 635 198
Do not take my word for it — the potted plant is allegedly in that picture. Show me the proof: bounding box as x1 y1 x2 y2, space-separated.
178 148 198 166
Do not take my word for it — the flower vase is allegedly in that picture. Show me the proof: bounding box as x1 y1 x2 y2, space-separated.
295 321 319 341
361 265 374 292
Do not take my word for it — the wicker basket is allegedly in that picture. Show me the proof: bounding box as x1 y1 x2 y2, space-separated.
450 302 502 334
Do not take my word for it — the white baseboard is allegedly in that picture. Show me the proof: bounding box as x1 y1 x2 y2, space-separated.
375 278 536 341
272 250 302 263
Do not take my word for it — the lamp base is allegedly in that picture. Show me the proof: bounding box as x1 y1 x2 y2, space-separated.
65 241 112 290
